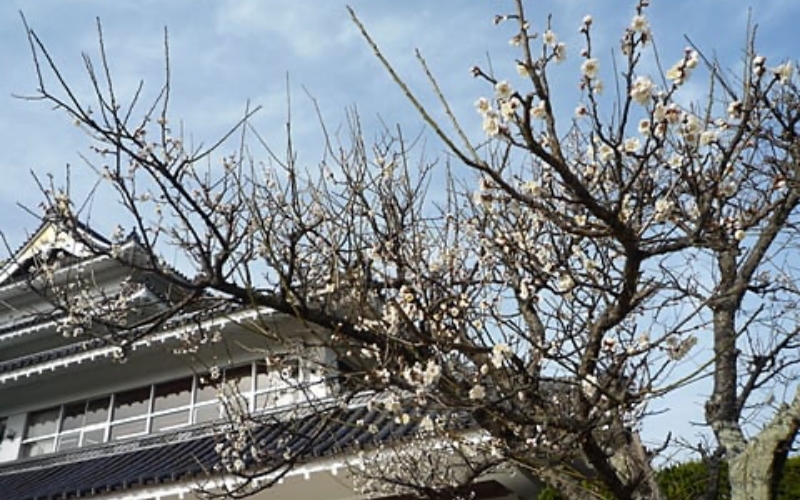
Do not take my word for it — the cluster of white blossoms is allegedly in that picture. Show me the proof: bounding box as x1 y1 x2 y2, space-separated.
214 386 262 475
774 61 794 84
666 49 700 85
630 14 649 33
754 56 795 85
664 335 698 361
581 58 600 81
490 343 512 368
475 80 524 138
542 29 567 63
630 76 654 105
469 383 486 401
172 324 223 355
401 359 443 390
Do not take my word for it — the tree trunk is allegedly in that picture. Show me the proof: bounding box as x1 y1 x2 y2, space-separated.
726 387 800 500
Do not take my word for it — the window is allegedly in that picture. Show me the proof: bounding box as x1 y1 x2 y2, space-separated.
151 378 192 432
113 387 152 420
254 359 302 411
110 387 152 440
154 378 192 412
18 360 316 458
20 407 60 458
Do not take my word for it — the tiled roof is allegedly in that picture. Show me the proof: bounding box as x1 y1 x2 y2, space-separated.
0 406 416 500
0 300 249 377
0 337 102 375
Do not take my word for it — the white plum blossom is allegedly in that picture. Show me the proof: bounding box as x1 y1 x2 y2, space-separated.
631 15 649 33
557 273 575 293
500 99 519 120
491 343 511 368
554 43 567 63
523 179 542 196
495 80 513 100
666 50 699 85
623 137 640 154
774 62 793 84
517 62 530 77
598 143 614 163
475 97 491 115
753 55 767 77
665 335 698 361
419 415 435 432
653 102 667 122
727 100 743 120
666 63 685 84
699 129 718 147
582 15 593 27
483 112 501 137
630 76 654 105
581 58 600 79
654 197 674 222
667 155 682 169
469 384 486 401
638 119 651 136
530 101 547 120
543 30 557 46
665 103 682 124
682 113 701 138
423 359 442 386
581 374 598 398
686 51 699 69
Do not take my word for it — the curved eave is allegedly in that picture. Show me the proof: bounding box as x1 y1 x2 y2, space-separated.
0 221 112 287
0 307 278 386
0 315 59 345
0 242 134 301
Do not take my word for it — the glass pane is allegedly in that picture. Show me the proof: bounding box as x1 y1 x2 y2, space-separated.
109 419 147 440
113 387 152 421
193 404 220 424
153 378 192 412
151 409 189 432
226 365 253 393
82 428 106 447
84 397 111 426
21 438 54 458
57 433 81 451
25 407 60 438
196 376 218 403
61 401 86 432
256 360 299 391
255 362 270 390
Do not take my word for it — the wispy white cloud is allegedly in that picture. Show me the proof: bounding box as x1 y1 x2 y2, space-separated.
0 0 797 454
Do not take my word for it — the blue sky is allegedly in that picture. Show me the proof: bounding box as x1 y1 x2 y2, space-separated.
2 0 796 243
0 0 797 456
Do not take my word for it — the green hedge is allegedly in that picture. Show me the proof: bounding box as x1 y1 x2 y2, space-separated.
536 456 800 500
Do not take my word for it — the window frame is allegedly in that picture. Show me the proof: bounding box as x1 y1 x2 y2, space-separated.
17 360 313 458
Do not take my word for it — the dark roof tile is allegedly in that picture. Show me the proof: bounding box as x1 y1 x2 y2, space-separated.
0 407 411 500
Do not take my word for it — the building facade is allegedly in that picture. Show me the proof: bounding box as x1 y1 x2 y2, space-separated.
0 221 538 499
